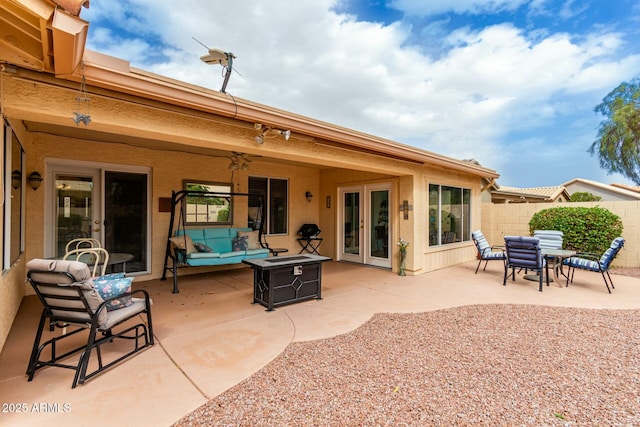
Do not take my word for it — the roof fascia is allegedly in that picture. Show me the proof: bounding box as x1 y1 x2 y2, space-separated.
74 51 499 180
51 8 88 75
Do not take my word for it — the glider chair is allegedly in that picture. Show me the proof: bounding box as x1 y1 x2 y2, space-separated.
563 237 625 293
503 236 549 292
25 259 154 388
471 230 506 274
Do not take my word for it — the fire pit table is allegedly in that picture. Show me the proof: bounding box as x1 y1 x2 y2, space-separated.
243 254 331 311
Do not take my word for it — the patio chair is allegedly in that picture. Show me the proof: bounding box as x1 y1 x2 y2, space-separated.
563 237 625 293
65 237 102 254
471 230 506 274
25 258 154 388
533 230 563 249
503 236 549 292
63 247 110 277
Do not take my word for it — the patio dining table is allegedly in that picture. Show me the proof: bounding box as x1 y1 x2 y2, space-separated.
55 252 135 274
524 248 576 287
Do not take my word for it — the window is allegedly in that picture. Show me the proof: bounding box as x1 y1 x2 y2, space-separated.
428 184 471 246
248 176 288 234
3 122 25 269
183 181 233 225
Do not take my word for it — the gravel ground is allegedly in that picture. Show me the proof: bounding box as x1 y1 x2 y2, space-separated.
611 267 640 279
174 304 640 427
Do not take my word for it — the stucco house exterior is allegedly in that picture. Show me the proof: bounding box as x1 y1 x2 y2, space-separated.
482 183 570 204
562 178 640 201
0 0 499 352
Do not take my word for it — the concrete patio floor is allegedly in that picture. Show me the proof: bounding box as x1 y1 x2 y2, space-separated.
1 260 639 427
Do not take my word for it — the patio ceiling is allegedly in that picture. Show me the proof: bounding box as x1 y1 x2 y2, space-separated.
22 120 326 170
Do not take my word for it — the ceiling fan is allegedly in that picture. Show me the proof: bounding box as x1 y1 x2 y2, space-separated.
228 152 259 171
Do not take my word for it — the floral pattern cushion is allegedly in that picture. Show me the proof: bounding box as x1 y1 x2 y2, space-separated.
232 235 248 251
93 273 133 311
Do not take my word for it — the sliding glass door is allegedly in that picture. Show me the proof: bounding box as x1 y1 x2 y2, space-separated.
46 162 150 274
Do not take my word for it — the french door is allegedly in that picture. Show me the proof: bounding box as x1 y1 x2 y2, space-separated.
45 161 150 274
338 184 391 268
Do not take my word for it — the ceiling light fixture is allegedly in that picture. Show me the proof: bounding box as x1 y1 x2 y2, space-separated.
228 152 253 171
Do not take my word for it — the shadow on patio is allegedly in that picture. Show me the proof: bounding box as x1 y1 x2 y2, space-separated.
1 260 639 426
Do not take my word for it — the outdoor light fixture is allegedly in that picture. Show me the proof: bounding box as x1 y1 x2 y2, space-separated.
11 170 21 190
28 171 43 191
305 191 313 202
253 123 292 144
196 38 236 93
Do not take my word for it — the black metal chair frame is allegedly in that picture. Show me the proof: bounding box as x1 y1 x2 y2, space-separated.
503 237 549 292
565 252 617 293
471 231 506 274
565 240 624 293
27 269 154 388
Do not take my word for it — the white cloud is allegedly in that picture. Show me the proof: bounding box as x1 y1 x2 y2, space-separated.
81 0 640 186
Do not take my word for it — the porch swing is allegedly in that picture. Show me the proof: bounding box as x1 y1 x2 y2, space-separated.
161 189 285 293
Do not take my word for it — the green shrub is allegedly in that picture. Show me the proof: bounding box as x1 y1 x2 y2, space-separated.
569 192 602 202
217 208 229 222
528 206 623 254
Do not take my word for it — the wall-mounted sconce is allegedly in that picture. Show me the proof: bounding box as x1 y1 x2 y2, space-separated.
305 191 313 202
28 171 43 191
254 123 291 144
399 200 413 220
11 170 21 190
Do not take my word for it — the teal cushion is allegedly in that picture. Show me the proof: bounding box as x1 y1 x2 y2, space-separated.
93 274 133 311
219 251 246 259
188 252 221 259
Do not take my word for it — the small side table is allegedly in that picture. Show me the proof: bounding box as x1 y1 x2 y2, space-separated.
270 248 289 256
297 237 323 254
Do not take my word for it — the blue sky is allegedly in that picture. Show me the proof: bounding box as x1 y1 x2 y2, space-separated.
80 0 640 188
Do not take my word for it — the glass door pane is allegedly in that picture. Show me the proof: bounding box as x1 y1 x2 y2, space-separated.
54 175 96 258
104 171 148 273
370 190 389 260
341 190 362 262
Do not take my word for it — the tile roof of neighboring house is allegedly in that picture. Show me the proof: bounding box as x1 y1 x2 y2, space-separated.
496 185 568 200
561 178 640 200
610 183 640 193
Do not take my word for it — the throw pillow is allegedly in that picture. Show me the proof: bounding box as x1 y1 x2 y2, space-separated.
237 230 260 250
169 235 197 254
93 275 134 311
194 242 214 253
232 235 248 251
